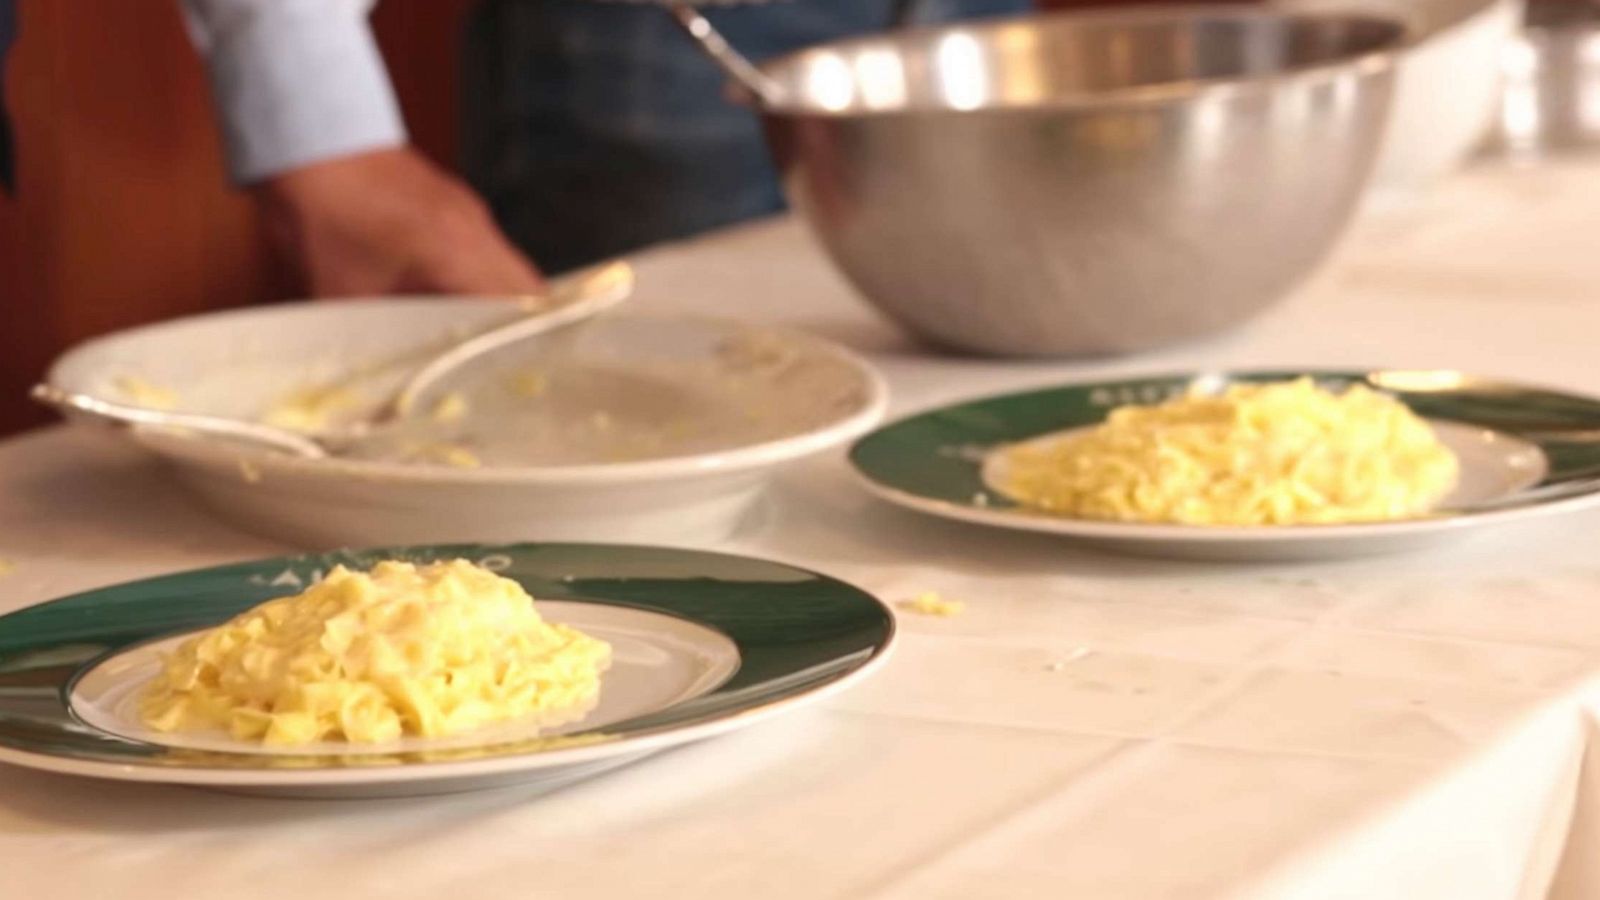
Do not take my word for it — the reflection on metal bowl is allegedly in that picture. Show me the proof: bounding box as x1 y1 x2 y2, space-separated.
754 7 1405 356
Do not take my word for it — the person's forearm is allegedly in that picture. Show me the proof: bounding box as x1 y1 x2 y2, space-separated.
182 0 542 296
180 0 406 184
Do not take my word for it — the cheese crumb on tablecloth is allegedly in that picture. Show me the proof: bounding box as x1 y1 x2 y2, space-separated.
898 592 965 617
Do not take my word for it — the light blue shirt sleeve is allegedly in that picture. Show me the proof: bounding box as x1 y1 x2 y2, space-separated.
181 0 408 184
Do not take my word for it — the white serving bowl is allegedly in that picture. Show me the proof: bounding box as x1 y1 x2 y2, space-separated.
1281 0 1524 199
45 302 887 548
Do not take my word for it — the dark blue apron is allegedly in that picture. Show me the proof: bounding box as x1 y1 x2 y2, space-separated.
462 0 1030 272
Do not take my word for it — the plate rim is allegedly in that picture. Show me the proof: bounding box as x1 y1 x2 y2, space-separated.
848 368 1600 544
0 543 897 787
0 655 891 787
49 308 890 486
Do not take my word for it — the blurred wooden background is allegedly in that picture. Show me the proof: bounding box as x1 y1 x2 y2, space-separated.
0 0 1110 438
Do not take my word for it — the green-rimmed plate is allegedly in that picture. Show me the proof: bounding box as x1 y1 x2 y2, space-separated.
0 544 895 798
850 370 1600 561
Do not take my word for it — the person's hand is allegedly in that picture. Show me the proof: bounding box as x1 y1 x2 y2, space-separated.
253 146 544 297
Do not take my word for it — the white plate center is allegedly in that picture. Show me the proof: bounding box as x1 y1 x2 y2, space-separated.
69 600 741 756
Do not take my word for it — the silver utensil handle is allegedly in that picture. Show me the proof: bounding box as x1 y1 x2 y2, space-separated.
667 4 787 106
390 260 636 417
30 383 328 458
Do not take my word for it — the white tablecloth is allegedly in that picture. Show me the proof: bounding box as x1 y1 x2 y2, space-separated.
5 158 1600 899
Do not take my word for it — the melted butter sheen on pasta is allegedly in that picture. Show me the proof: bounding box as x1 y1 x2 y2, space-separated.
1001 378 1460 525
140 560 610 746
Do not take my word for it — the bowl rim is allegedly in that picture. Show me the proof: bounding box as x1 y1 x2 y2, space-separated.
752 4 1407 117
47 306 891 487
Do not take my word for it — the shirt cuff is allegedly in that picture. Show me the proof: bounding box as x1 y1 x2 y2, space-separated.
191 3 407 184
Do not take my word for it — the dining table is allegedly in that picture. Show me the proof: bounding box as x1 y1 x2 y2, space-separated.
4 154 1600 899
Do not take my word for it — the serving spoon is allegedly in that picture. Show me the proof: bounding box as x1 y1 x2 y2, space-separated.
31 260 635 460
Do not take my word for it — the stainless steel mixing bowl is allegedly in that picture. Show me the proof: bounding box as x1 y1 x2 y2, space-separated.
751 7 1406 356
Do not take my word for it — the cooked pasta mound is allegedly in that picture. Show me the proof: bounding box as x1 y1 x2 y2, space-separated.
140 559 610 746
999 378 1459 525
